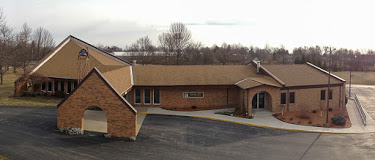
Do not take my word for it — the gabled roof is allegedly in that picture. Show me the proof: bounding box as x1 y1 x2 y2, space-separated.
102 66 133 95
262 63 345 87
236 77 281 89
16 35 131 82
132 65 280 86
57 67 137 114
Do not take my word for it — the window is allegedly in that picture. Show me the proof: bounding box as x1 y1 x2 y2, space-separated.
60 81 65 92
144 89 151 104
67 81 72 94
47 81 52 92
183 92 204 98
135 89 141 104
73 81 77 89
321 90 326 101
289 92 295 104
329 89 333 100
281 92 286 105
54 81 59 92
154 89 160 104
41 81 46 91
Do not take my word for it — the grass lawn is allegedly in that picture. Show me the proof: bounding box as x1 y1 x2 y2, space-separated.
333 71 375 85
0 70 62 107
0 154 10 160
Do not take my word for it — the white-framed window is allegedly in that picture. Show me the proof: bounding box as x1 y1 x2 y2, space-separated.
47 81 52 92
60 81 65 93
321 89 326 101
289 92 295 104
183 92 204 98
134 89 141 104
281 92 286 105
153 89 160 105
54 80 59 92
41 81 46 92
144 89 151 105
67 81 72 94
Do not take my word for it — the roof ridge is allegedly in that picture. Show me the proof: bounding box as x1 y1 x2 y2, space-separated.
306 62 346 82
69 35 132 65
57 67 137 114
251 60 286 86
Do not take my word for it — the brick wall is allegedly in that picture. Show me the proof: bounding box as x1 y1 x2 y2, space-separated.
284 85 345 113
244 84 345 115
57 71 137 137
128 85 241 109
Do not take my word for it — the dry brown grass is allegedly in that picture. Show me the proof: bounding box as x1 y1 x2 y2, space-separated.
333 71 375 85
0 154 10 160
0 69 62 107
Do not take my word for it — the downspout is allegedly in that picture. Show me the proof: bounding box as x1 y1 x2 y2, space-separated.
226 88 229 106
287 88 290 112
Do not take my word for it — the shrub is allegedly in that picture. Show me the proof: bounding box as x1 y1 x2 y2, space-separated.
191 106 197 109
234 106 243 115
289 117 294 121
54 90 65 98
312 110 317 113
331 114 346 125
299 115 310 119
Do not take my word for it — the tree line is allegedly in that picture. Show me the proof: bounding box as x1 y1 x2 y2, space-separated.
97 23 375 72
0 8 55 75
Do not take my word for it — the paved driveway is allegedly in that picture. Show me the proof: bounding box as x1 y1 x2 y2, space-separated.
0 106 375 159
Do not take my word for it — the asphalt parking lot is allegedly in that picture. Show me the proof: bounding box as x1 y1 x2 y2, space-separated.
0 106 375 160
350 85 375 119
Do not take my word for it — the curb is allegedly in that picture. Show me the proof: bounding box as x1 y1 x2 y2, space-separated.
138 111 360 134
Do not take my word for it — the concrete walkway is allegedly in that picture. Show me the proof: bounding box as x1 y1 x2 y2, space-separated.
137 99 375 133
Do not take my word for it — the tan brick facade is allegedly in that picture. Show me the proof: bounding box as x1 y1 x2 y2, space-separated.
57 69 137 138
127 86 241 109
241 84 346 115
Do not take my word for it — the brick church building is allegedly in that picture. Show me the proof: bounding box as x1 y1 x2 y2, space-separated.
14 35 346 137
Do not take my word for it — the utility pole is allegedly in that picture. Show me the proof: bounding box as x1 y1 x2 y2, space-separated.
349 70 352 98
325 47 335 126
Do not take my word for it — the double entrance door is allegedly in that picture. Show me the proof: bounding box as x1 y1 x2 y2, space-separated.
252 92 265 110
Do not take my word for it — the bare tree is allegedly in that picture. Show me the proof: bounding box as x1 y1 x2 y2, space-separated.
158 23 191 64
14 23 32 73
0 8 16 76
32 27 55 61
130 36 154 64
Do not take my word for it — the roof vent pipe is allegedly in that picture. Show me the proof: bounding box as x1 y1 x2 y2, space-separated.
256 61 260 73
132 60 136 65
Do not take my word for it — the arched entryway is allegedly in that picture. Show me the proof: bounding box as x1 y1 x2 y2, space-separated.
82 106 108 133
252 91 273 111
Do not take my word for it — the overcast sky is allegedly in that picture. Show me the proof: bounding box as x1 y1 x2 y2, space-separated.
2 0 375 51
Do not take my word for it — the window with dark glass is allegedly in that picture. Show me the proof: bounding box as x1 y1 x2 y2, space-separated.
321 90 326 101
154 89 160 104
329 89 333 100
54 81 58 92
41 81 46 91
135 89 141 104
67 81 72 94
281 92 286 105
144 89 151 104
60 81 65 92
73 81 77 89
290 92 295 104
47 81 52 92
